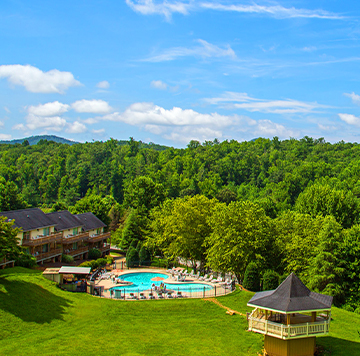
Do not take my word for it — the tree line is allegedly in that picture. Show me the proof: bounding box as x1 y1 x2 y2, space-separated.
1 136 360 311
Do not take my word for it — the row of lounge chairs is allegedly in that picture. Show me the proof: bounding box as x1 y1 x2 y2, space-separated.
166 267 234 288
126 291 186 300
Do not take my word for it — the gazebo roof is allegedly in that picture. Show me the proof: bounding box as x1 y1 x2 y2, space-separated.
247 273 333 313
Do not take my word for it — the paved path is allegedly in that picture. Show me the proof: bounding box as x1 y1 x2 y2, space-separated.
203 298 245 316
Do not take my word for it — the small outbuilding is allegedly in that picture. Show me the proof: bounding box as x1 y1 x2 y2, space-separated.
247 273 332 356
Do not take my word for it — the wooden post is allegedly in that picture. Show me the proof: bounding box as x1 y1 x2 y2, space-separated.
311 312 316 322
286 314 290 325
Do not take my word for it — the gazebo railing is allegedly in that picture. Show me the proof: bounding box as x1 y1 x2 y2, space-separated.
248 308 330 340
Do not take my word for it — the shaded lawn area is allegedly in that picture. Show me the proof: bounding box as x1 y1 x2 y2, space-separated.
1 268 359 356
0 268 262 356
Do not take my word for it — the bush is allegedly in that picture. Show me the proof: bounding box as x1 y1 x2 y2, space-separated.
88 248 101 260
62 254 74 264
96 258 107 267
130 239 138 250
262 270 280 291
243 262 260 292
106 256 114 265
79 261 93 268
15 252 37 268
126 246 139 268
136 240 142 252
139 245 151 266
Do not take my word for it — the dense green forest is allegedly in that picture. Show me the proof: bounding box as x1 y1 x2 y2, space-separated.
1 136 360 311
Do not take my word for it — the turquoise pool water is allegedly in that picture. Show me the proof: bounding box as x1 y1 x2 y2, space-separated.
110 272 213 293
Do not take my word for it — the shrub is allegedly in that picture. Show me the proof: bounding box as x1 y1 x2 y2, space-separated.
136 240 142 252
88 248 101 260
262 270 280 291
96 258 107 267
62 254 74 264
106 256 114 265
126 246 139 268
15 252 37 268
139 245 151 266
130 239 138 250
243 262 260 292
79 261 93 268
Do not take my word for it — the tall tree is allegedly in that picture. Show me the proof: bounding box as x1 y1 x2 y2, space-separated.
206 201 276 282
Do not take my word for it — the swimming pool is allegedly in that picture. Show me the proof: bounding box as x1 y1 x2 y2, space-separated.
110 272 213 293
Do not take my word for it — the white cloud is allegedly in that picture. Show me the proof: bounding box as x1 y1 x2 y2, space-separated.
338 113 360 126
83 118 99 124
0 120 3 128
0 133 11 140
163 126 223 143
102 102 234 126
126 1 343 20
205 92 327 114
255 119 297 137
96 80 110 89
13 123 26 131
26 114 67 131
0 64 81 93
66 121 87 134
92 128 106 134
344 92 360 105
143 39 236 62
200 2 344 20
125 0 191 21
151 80 168 90
27 101 70 117
71 99 113 114
4 107 10 113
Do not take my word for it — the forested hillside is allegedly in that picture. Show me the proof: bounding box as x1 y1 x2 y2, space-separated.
1 136 360 311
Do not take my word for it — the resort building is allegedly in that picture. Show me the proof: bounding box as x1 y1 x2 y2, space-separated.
0 208 110 266
247 273 332 356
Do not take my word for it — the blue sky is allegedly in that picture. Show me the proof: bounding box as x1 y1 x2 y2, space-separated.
1 0 360 147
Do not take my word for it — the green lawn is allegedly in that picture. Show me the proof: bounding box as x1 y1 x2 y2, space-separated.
0 268 359 356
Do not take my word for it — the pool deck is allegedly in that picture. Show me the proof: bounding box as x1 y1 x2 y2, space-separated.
95 268 230 300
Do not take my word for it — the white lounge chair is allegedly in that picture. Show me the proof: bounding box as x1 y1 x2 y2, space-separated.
139 293 146 300
176 291 184 298
199 274 208 281
149 292 155 299
204 275 214 282
167 292 173 298
129 293 137 299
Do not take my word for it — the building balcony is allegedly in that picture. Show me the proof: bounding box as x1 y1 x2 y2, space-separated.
62 232 89 244
248 308 331 340
98 244 111 253
33 248 62 262
22 232 63 247
87 232 110 243
64 246 89 257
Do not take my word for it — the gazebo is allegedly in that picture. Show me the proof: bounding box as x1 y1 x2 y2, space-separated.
247 273 332 356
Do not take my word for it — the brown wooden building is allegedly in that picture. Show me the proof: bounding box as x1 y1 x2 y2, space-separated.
247 273 332 356
0 208 111 266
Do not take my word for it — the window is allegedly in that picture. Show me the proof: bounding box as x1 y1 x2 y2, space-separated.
42 244 49 253
72 242 78 250
73 227 78 236
43 227 50 236
96 228 102 234
23 231 30 240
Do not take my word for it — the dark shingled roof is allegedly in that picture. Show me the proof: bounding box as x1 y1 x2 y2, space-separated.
46 210 83 231
76 213 106 231
0 208 55 231
247 273 333 313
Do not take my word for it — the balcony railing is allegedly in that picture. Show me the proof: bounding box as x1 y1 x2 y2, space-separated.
87 232 111 243
98 244 111 252
62 232 89 244
33 248 62 262
248 308 330 340
65 246 89 257
22 232 63 246
0 257 15 267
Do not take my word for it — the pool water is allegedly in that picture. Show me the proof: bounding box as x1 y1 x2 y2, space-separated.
110 272 213 293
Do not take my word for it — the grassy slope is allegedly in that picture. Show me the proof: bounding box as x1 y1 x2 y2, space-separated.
0 268 359 356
